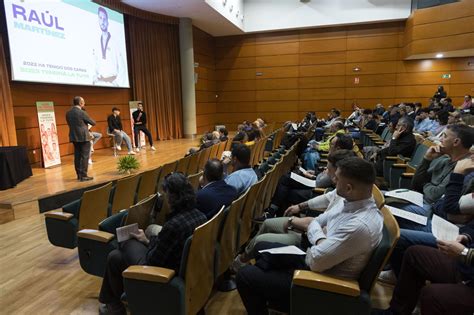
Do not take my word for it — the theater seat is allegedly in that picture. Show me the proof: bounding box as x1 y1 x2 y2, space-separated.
122 207 225 315
290 206 400 315
44 182 113 249
77 194 158 277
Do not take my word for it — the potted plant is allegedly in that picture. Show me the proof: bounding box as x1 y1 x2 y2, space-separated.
117 155 140 174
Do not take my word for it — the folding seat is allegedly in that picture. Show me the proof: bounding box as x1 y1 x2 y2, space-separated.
44 182 113 249
175 155 192 175
187 171 203 191
136 167 161 202
110 174 141 215
77 194 158 277
215 191 249 291
186 151 200 175
122 207 225 315
290 206 400 315
389 140 432 189
216 140 228 160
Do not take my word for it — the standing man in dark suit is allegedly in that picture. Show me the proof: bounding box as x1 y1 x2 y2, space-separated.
66 96 96 181
196 159 238 219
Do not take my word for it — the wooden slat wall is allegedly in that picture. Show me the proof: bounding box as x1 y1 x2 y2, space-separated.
193 27 217 134
403 0 474 59
213 22 474 130
11 82 131 164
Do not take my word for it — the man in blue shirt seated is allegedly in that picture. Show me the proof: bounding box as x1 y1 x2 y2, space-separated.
196 159 238 219
223 144 258 195
414 108 434 133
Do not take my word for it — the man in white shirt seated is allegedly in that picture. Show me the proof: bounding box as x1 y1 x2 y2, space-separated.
236 157 384 314
232 149 355 271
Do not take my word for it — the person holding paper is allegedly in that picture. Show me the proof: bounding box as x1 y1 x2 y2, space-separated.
232 149 354 271
388 124 474 231
255 134 355 221
374 225 474 315
236 158 383 314
379 155 474 284
98 173 207 314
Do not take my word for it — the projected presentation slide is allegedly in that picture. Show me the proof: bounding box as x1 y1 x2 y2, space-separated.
3 0 130 88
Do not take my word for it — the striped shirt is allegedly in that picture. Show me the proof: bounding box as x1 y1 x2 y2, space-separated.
305 196 383 279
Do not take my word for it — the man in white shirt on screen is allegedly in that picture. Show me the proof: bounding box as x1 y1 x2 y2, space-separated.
92 7 126 87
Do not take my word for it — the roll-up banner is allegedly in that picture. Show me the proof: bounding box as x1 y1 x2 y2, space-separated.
36 101 61 168
129 101 145 148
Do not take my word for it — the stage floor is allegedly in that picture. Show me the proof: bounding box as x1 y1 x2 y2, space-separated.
0 138 198 223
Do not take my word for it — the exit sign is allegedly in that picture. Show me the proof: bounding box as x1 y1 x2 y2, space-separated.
441 74 451 79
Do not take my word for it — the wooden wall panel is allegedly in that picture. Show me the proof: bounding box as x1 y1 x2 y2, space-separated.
194 27 217 134
212 20 474 129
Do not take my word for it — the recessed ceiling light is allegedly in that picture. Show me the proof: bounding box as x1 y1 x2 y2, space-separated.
353 67 361 72
436 53 444 58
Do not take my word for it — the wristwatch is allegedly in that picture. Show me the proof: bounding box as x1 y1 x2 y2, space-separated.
287 216 294 231
461 247 469 257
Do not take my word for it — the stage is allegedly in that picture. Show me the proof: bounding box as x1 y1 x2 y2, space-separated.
0 138 198 224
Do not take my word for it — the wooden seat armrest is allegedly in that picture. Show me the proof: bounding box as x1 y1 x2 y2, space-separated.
392 163 408 168
44 210 74 221
77 229 115 243
384 156 398 161
401 173 414 178
293 270 360 297
123 265 175 283
313 188 326 194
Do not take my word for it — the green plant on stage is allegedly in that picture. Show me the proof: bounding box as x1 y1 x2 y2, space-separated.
117 155 140 174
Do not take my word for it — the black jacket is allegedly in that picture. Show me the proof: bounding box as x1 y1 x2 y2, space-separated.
385 132 417 157
132 110 147 126
66 106 96 142
107 114 123 132
196 180 237 219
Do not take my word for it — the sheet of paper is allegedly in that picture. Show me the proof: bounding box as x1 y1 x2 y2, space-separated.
259 245 306 255
385 189 424 207
298 166 306 173
432 214 459 241
116 223 139 243
291 172 316 188
387 206 427 226
291 123 298 130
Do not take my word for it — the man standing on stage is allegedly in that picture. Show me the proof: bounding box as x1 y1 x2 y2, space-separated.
132 102 155 152
66 96 96 181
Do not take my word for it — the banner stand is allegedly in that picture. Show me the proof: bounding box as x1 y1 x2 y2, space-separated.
36 101 61 168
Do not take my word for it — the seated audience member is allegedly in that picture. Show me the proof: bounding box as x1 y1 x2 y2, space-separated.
374 227 474 315
314 108 341 140
231 131 247 150
406 104 416 120
365 113 380 131
223 144 258 195
433 85 447 101
448 110 462 125
236 158 383 314
387 106 401 126
302 140 320 171
186 132 219 156
346 104 362 127
388 124 474 230
107 107 135 155
316 121 345 152
98 173 207 315
374 103 385 116
245 129 258 146
460 94 472 111
440 97 454 112
379 155 474 284
196 159 237 219
414 108 434 133
300 112 316 131
374 117 416 175
426 110 449 143
258 135 355 220
218 127 229 141
233 149 355 270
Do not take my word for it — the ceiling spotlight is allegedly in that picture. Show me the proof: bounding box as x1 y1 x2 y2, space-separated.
353 67 361 72
436 53 444 58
